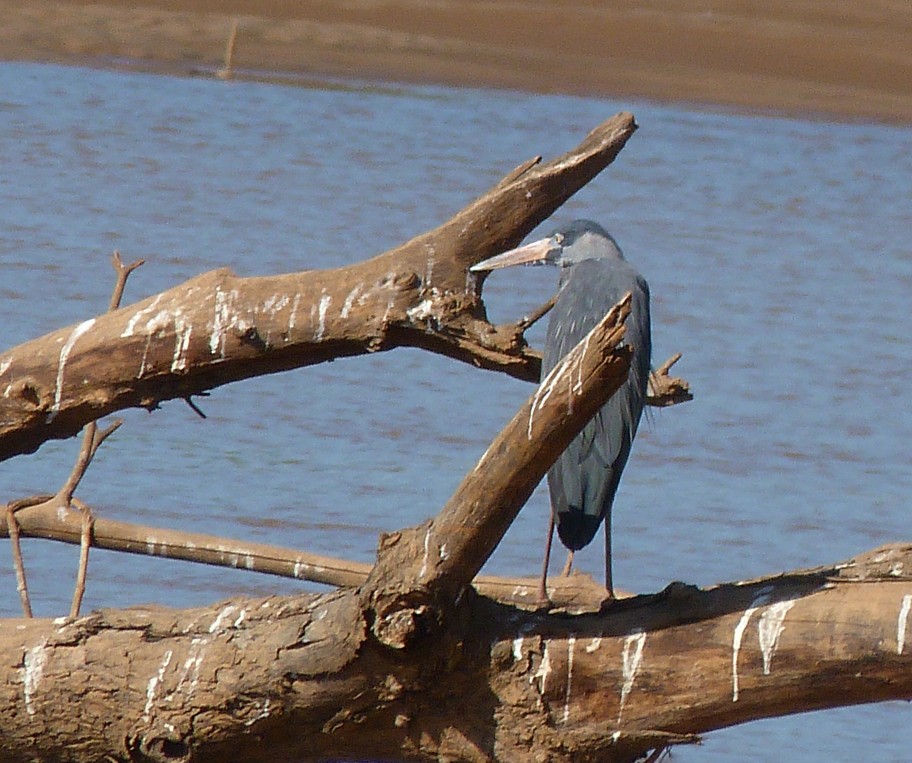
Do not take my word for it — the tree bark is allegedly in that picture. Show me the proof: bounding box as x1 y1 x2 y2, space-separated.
4 543 912 762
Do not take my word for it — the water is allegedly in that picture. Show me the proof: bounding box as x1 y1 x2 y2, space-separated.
1 61 911 760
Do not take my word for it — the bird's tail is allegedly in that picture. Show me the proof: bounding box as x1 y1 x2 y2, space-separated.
555 510 603 551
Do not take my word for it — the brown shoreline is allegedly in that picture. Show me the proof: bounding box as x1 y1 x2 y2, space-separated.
3 0 912 125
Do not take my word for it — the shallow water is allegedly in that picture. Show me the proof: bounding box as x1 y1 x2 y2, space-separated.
1 62 911 760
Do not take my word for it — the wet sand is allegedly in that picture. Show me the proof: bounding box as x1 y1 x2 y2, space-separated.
3 0 912 125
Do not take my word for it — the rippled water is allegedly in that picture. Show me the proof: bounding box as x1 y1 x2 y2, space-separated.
1 61 911 760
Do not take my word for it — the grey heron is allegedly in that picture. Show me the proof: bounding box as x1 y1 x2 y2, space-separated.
471 219 651 604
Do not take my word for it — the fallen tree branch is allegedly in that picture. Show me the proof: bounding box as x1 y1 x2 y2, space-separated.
0 496 609 609
3 541 911 762
0 113 642 462
362 295 633 647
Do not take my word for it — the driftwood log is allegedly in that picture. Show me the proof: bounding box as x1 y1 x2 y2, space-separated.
1 113 908 762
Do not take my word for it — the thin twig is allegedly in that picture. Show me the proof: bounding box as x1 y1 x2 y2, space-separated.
63 253 141 617
69 498 94 618
91 419 123 458
183 395 208 419
516 293 557 332
109 251 145 311
6 503 33 617
58 423 97 504
643 746 670 763
5 495 52 618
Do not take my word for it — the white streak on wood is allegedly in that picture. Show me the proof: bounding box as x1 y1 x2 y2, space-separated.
513 637 525 662
563 636 576 724
210 287 239 357
174 637 206 698
244 699 271 727
758 600 795 674
0 359 11 376
143 649 173 721
585 637 602 653
315 293 331 341
22 639 49 716
572 333 593 396
48 318 95 422
170 312 192 372
419 528 432 579
512 622 536 663
209 604 238 633
532 640 552 694
138 333 154 377
528 359 574 438
263 294 289 317
341 285 362 319
897 594 912 654
382 296 395 323
288 292 302 330
121 294 163 337
407 299 435 322
732 587 773 702
618 631 646 721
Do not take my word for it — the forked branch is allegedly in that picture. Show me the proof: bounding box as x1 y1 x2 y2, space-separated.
0 113 646 462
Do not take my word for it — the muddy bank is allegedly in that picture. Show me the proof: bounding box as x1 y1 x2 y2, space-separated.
3 0 912 124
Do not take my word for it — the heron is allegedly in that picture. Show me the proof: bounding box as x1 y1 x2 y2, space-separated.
471 219 651 604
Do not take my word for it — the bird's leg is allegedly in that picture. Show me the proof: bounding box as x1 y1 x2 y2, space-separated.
604 519 615 600
537 513 555 607
561 550 574 576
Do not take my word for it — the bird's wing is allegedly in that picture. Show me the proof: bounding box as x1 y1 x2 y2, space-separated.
542 261 651 550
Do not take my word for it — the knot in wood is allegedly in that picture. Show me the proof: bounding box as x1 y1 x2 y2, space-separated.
373 604 428 649
11 378 46 409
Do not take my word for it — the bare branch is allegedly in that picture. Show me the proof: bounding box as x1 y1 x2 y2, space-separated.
363 295 634 647
647 352 692 407
0 496 611 609
0 113 640 462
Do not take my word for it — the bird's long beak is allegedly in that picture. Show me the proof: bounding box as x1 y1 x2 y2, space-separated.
470 237 556 272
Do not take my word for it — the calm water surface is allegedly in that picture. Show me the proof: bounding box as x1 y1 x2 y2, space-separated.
1 62 911 760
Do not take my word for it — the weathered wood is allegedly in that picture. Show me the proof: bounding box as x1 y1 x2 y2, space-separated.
3 546 912 762
0 113 638 462
362 297 632 648
0 495 610 608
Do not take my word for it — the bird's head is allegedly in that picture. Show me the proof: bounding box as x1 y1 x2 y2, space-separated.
470 219 623 273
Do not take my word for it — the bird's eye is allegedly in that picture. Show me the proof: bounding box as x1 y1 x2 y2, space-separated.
554 233 564 246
